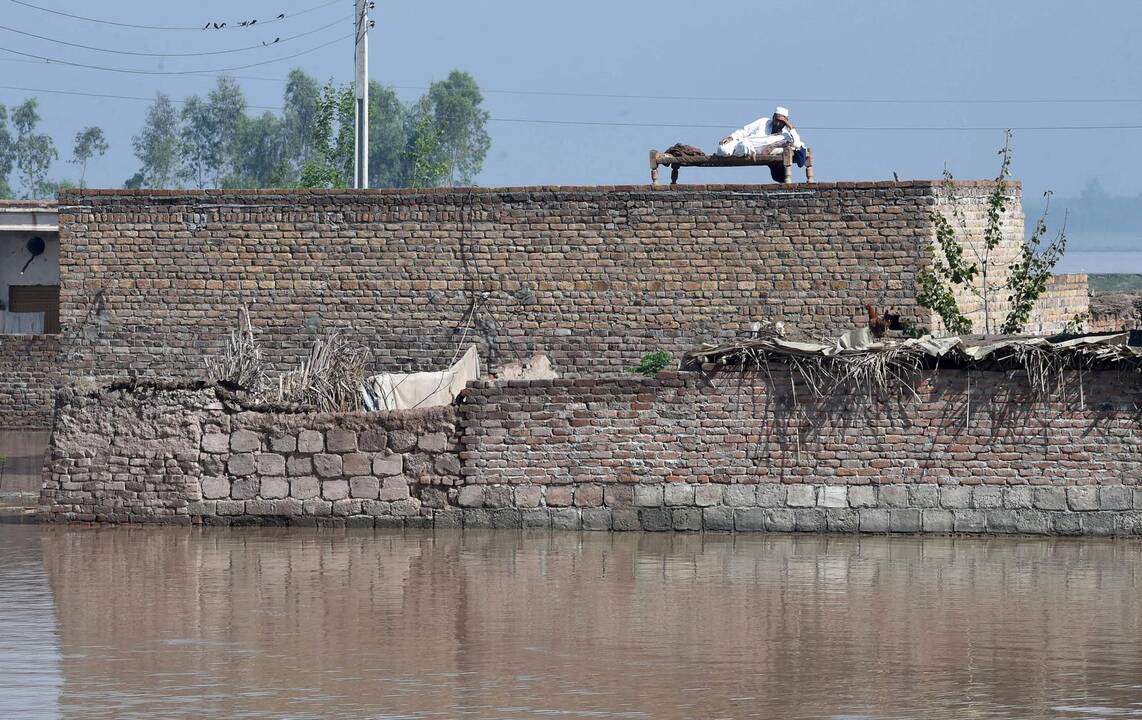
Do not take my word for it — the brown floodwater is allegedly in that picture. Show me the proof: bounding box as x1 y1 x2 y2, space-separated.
1 525 1141 719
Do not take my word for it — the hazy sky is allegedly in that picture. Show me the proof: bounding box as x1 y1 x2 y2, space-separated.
1 0 1141 202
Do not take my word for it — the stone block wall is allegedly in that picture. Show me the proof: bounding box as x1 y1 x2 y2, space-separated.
0 334 62 430
40 381 461 524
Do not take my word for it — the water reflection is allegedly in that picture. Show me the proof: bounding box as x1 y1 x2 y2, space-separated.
0 525 61 718
1 526 1140 719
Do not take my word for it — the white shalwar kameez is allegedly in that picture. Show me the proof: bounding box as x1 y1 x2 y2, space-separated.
715 117 804 157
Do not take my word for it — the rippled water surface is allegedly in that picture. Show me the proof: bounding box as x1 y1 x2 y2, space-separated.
1 526 1141 719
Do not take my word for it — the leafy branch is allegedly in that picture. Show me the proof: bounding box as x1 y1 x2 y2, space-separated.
1002 194 1068 335
917 132 1066 336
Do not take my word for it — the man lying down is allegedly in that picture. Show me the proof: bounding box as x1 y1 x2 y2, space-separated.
715 106 807 181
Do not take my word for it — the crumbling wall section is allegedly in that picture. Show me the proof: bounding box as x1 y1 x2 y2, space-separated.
40 381 461 524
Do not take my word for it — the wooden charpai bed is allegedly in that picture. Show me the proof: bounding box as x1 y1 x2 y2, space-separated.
649 145 814 185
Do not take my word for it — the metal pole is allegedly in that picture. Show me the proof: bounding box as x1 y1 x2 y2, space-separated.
353 0 369 189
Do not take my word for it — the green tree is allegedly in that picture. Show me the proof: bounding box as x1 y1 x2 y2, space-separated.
296 82 355 188
367 81 407 188
71 126 109 188
404 96 448 188
180 76 247 187
1002 195 1068 335
282 69 322 171
426 70 490 185
180 96 213 188
227 112 291 188
0 104 13 197
12 99 58 199
132 93 182 188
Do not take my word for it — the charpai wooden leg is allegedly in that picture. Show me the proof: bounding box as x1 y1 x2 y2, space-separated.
805 148 814 183
782 146 793 185
670 165 680 185
649 149 660 185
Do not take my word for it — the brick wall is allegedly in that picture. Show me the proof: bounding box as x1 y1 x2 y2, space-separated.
0 334 61 429
462 370 1141 488
1032 274 1090 332
9 181 1089 434
58 182 1025 383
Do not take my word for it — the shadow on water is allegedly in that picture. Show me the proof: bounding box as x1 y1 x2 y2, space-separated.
1 525 1141 719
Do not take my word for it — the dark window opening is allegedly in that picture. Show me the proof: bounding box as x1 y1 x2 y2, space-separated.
7 285 60 335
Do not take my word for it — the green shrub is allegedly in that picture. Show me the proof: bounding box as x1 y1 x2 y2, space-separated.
632 350 672 376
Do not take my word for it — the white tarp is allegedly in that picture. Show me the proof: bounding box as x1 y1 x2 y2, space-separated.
361 345 480 411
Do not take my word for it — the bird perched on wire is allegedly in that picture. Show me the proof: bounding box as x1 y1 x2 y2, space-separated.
865 304 902 339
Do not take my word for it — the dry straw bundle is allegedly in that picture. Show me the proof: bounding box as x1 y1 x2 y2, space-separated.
205 309 371 412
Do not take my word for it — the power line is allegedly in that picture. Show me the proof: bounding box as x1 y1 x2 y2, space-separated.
0 34 350 75
399 87 1142 106
1 51 1141 108
0 17 347 58
6 0 341 31
0 84 282 111
2 81 1141 133
152 72 1142 106
487 118 1142 131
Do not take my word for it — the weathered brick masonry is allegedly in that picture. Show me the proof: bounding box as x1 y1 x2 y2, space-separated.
42 369 1142 535
2 182 1090 427
56 183 1083 379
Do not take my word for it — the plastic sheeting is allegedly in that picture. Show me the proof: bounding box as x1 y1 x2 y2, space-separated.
361 345 480 411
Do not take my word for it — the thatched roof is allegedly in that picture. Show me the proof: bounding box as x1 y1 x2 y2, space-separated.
683 328 1142 399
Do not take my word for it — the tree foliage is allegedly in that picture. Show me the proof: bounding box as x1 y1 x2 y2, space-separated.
132 93 182 188
295 83 355 189
0 104 13 198
71 126 109 188
10 99 58 199
404 97 448 188
1002 194 1068 334
426 71 491 186
0 67 492 196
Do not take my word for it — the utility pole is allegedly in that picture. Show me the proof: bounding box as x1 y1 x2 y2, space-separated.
353 0 371 189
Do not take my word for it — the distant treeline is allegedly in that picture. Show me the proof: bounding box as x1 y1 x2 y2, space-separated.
1025 179 1142 251
0 68 490 198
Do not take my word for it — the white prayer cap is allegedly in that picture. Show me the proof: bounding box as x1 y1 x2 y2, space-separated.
774 106 790 118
